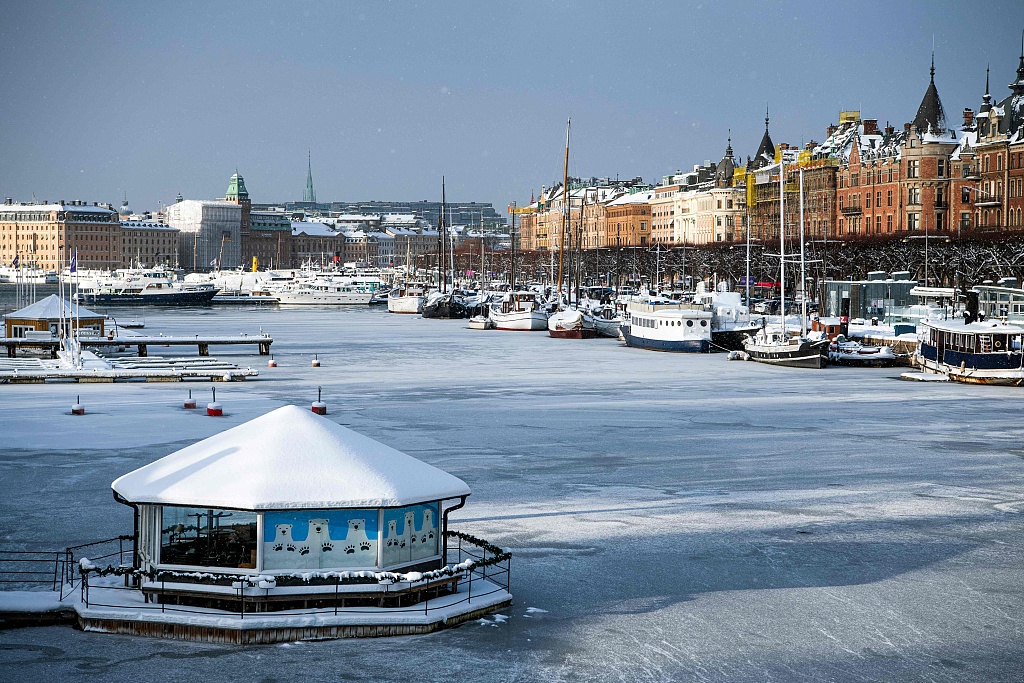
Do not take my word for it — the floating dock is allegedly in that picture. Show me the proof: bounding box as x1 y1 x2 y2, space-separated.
0 334 273 358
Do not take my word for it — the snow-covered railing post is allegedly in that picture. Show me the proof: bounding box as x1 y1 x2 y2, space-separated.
468 567 473 604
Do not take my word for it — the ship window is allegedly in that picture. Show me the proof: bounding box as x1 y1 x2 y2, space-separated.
700 320 708 327
686 320 693 327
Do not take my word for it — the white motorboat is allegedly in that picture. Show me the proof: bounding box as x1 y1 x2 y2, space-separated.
488 291 548 330
272 281 372 305
548 308 597 339
828 335 898 367
692 286 759 351
589 304 624 338
467 315 494 330
388 282 428 314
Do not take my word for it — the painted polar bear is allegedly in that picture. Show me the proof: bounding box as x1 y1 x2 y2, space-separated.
383 519 403 567
339 518 377 567
411 508 436 561
401 511 416 564
263 523 296 570
303 518 332 569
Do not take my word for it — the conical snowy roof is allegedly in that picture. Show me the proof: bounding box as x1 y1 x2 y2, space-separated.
4 294 103 321
112 406 471 509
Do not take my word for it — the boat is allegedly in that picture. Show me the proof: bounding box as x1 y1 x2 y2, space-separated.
211 288 280 305
271 281 372 305
422 290 470 319
468 315 494 330
74 268 219 305
914 317 1024 385
743 326 830 368
548 308 597 339
742 159 827 368
828 335 898 367
693 286 759 351
621 300 712 352
0 265 59 284
489 291 548 330
589 304 624 338
387 282 428 314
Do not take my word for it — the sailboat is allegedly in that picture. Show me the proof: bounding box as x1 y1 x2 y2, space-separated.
422 177 470 319
742 159 828 368
547 118 597 339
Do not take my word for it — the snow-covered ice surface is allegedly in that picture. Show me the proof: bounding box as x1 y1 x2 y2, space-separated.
2 302 1024 682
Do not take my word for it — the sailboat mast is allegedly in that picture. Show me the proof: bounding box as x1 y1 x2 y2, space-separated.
779 158 786 336
799 167 807 336
441 177 447 293
557 118 570 299
510 202 516 291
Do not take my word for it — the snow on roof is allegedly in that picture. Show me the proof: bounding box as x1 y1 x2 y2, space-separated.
291 221 337 237
920 318 1024 334
112 405 471 510
0 202 115 214
606 190 654 206
4 294 103 320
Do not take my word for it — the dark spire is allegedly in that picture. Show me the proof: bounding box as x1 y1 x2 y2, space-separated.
981 64 993 113
1011 30 1024 93
913 54 947 134
303 150 316 204
751 105 775 169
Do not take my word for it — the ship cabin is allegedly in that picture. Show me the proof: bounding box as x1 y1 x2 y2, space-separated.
916 318 1024 384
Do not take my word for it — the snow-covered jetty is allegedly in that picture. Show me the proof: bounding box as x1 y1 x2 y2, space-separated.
71 406 511 643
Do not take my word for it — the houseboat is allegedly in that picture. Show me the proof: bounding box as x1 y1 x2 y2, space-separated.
387 282 428 314
621 300 712 352
914 317 1024 385
488 291 548 331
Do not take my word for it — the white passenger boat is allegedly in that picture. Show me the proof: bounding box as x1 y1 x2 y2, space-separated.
488 291 548 330
272 281 372 305
693 287 759 351
0 266 59 284
387 282 428 314
622 300 712 352
743 327 829 368
914 317 1024 385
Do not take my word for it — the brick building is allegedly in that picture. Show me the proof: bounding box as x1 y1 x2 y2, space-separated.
119 220 180 267
0 200 120 271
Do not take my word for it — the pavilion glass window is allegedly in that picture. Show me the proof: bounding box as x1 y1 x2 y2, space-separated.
160 506 258 569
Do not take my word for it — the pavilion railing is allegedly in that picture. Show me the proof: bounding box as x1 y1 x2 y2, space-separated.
0 535 132 601
76 531 510 620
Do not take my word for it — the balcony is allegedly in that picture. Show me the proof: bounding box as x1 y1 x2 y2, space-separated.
975 194 1002 208
934 200 948 209
840 205 862 215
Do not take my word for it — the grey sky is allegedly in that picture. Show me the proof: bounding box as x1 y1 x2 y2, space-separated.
1 1 1022 216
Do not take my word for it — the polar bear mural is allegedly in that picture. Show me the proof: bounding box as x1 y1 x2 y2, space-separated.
263 523 296 570
337 518 377 568
411 507 437 561
382 518 404 567
402 511 416 564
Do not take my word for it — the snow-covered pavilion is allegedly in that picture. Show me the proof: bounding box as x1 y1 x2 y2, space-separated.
3 294 105 338
84 406 510 641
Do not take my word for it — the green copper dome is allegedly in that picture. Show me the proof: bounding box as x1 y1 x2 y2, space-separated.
226 172 248 200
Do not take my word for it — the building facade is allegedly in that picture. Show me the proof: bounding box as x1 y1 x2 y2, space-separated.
119 220 180 267
0 200 119 271
165 200 242 271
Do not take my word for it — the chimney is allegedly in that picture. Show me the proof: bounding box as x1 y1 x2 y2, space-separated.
827 124 838 137
963 108 974 127
903 122 911 132
885 125 895 136
863 119 879 136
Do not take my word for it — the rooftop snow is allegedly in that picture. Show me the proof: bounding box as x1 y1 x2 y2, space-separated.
111 405 471 509
4 294 103 321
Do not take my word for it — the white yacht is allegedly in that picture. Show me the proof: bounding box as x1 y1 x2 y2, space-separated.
74 268 218 305
488 291 548 331
387 282 428 314
271 281 372 305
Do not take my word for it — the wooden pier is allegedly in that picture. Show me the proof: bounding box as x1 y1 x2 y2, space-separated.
0 334 273 359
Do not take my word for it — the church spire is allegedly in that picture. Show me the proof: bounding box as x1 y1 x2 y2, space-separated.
913 52 947 133
303 150 316 204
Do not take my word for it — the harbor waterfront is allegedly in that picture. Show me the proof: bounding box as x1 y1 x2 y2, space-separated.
1 303 1023 680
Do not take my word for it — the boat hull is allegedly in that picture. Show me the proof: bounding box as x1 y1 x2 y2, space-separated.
74 289 219 306
388 296 424 314
622 327 709 352
489 310 547 331
744 340 829 368
549 328 597 339
915 343 1024 384
711 326 759 352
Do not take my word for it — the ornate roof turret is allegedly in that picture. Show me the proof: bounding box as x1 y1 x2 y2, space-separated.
714 131 736 187
1010 30 1024 93
118 192 131 217
225 171 248 201
913 53 948 134
751 106 775 170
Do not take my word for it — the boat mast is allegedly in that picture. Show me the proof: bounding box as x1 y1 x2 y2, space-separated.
799 167 807 337
440 177 447 293
510 201 516 292
779 157 786 337
557 118 570 305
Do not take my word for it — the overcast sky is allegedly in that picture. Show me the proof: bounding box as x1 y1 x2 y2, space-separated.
1 1 1022 215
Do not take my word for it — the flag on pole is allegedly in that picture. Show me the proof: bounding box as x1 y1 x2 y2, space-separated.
11 255 18 268
210 258 218 268
70 251 78 273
